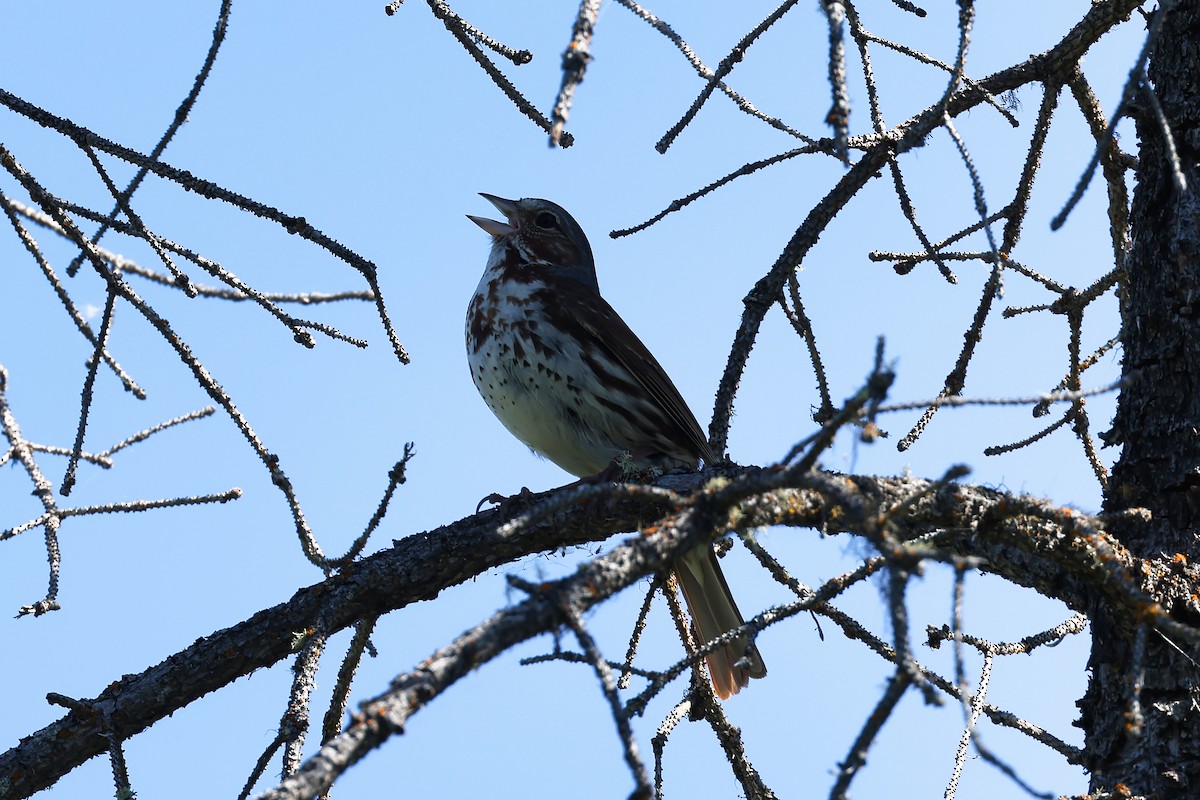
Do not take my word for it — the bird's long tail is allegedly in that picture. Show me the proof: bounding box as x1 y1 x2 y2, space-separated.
673 545 767 699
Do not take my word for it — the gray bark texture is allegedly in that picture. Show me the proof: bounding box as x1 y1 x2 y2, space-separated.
1093 2 1200 796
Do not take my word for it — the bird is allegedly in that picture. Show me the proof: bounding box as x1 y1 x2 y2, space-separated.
465 193 766 698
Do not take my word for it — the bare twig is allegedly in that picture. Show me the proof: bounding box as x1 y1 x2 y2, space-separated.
421 0 571 147
549 0 601 147
65 0 233 278
656 0 803 153
1051 7 1165 230
614 0 816 143
829 670 912 800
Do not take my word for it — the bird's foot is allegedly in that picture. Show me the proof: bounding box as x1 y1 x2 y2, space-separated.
476 486 537 515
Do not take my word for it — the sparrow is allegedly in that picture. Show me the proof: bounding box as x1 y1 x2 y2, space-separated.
465 194 766 698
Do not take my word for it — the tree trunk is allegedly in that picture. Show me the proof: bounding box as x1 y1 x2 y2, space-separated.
1092 2 1200 796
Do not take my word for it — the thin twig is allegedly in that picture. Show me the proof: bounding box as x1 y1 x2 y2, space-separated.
822 1 851 160
549 0 601 147
656 0 803 153
66 0 233 277
1051 8 1165 229
829 670 912 800
614 0 815 143
423 0 572 147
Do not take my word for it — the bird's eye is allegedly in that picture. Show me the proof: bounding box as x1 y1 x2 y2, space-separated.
534 211 559 230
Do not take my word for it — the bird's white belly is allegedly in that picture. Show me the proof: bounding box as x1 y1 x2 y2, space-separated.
467 277 621 477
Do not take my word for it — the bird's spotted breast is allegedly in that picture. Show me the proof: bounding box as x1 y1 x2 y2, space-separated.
467 267 693 475
468 261 610 470
468 258 530 355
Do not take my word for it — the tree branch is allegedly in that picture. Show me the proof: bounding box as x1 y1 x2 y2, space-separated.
2 457 1186 798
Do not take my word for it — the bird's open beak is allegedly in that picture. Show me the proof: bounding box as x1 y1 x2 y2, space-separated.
467 193 518 237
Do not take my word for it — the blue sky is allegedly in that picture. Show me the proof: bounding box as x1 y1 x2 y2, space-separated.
0 2 1141 798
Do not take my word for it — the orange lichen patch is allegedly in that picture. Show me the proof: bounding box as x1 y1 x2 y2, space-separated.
1135 602 1166 621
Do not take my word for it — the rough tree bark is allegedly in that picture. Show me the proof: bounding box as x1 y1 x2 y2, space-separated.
1093 2 1200 796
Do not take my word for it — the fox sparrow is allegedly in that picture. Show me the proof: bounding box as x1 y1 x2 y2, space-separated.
465 194 766 698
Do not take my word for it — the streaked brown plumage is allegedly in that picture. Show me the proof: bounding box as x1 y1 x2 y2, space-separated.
465 194 766 698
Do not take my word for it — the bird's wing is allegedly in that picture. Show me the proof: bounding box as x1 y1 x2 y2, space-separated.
551 280 718 466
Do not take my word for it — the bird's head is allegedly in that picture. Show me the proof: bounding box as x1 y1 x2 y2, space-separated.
468 194 599 291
